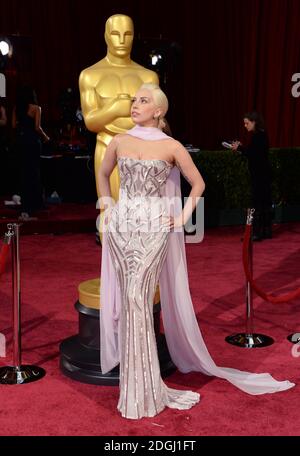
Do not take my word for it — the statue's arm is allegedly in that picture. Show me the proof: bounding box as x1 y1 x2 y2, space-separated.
79 71 132 133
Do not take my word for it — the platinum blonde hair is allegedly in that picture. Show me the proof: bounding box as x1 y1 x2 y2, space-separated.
139 83 168 129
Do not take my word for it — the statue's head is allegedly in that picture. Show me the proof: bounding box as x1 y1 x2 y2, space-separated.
105 14 134 58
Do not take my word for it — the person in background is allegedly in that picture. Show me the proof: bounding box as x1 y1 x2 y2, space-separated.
231 112 272 240
12 86 49 220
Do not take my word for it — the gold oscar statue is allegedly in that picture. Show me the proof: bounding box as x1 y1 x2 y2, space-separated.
79 13 159 202
77 15 159 313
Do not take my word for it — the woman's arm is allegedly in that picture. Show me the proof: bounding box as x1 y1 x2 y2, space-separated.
232 131 268 158
34 106 50 141
98 136 119 209
171 141 205 227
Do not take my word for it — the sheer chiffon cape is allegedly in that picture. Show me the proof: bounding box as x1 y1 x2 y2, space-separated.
100 125 294 395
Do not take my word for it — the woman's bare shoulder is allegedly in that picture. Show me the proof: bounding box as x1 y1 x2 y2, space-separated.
114 133 129 144
167 138 185 150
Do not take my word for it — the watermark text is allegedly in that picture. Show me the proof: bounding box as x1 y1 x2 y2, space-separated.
96 195 205 243
291 73 300 98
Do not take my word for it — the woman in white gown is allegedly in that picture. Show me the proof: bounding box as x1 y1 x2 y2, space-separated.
98 83 294 419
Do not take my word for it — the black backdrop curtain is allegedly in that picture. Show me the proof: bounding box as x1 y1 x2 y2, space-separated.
1 0 300 148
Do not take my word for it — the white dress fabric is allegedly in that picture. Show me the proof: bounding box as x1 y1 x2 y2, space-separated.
100 126 295 419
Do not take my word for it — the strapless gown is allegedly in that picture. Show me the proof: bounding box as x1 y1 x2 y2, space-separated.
107 157 200 419
104 155 294 420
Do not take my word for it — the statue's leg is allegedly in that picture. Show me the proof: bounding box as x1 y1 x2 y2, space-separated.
95 138 120 203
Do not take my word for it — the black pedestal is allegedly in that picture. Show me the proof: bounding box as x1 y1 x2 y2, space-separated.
60 301 175 385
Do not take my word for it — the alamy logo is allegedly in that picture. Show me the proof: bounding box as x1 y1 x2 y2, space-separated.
0 73 6 97
291 73 300 98
96 196 205 244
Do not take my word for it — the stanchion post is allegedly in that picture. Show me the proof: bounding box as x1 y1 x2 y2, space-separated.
0 223 46 384
225 209 274 348
245 210 254 337
12 223 21 368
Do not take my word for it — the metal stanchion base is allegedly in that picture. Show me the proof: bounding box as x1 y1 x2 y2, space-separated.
0 365 46 384
287 333 300 344
225 333 274 348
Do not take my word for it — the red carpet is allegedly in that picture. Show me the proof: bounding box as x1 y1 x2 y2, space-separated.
0 223 299 436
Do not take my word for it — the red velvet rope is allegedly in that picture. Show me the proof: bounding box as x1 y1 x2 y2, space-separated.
243 224 300 303
0 241 10 277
